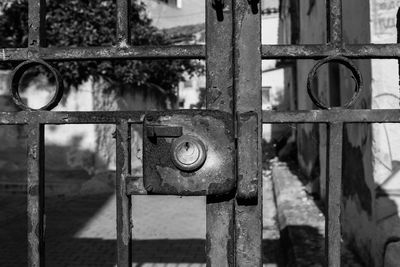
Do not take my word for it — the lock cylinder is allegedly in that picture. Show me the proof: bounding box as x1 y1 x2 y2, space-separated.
171 135 207 171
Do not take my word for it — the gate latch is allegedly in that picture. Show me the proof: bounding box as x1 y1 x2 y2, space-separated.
143 110 235 196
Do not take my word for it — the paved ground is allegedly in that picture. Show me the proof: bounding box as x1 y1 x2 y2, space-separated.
271 160 364 267
0 189 279 267
1 160 367 267
0 194 207 267
0 161 367 267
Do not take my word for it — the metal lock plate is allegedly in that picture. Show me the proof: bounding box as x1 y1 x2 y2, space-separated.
143 110 235 196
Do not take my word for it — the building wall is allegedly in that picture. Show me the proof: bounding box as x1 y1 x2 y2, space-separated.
369 1 400 266
144 0 204 29
0 74 166 195
297 0 327 192
280 0 400 265
262 13 286 143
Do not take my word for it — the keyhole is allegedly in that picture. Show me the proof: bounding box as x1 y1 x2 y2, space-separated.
171 136 207 171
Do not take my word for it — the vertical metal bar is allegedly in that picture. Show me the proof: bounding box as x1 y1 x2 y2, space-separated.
116 120 132 267
27 123 45 267
116 0 131 46
233 0 262 266
206 0 235 266
326 0 343 47
397 8 400 106
28 0 46 49
325 122 343 267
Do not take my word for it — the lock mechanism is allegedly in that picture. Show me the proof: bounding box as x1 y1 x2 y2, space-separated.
171 135 207 171
143 110 234 196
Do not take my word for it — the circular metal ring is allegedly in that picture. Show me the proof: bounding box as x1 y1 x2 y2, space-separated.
10 59 64 111
306 56 363 110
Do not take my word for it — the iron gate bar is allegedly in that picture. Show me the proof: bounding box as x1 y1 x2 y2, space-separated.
233 0 262 266
117 0 131 47
126 176 147 195
28 0 45 52
0 111 146 125
326 122 343 267
3 109 400 126
261 44 400 59
205 0 235 265
327 0 343 47
5 44 400 62
26 8 46 265
1 0 400 266
116 120 132 266
0 46 206 61
262 109 400 123
3 44 400 61
26 122 45 267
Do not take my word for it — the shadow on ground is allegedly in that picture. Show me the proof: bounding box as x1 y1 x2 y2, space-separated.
0 193 286 267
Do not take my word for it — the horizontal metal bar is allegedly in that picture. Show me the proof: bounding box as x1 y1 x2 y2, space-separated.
146 125 183 137
261 44 400 59
0 45 205 62
2 43 400 62
2 109 400 125
262 109 400 123
0 111 146 125
0 110 230 125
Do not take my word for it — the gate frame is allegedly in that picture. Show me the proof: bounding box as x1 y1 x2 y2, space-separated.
0 0 399 266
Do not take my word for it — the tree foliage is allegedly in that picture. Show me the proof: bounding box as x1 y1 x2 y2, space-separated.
0 0 202 97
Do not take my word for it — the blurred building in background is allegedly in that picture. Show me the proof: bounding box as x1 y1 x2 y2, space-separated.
0 0 285 196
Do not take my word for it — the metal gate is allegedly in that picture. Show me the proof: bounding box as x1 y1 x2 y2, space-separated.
0 0 399 266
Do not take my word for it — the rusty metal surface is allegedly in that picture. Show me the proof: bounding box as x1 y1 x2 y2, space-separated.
327 0 343 46
398 8 400 107
205 0 235 265
146 125 183 138
143 110 235 196
261 44 400 59
10 60 64 111
26 1 46 266
307 56 363 109
0 111 145 125
262 109 400 123
0 46 206 61
126 176 147 195
233 0 263 266
236 112 258 201
116 0 131 47
326 122 343 266
115 120 132 266
26 123 45 267
3 44 400 62
3 109 400 126
28 0 45 51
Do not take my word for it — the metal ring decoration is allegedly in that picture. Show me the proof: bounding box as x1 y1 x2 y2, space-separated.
10 59 64 111
306 56 363 110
